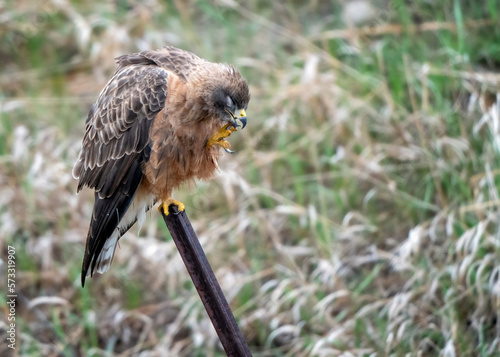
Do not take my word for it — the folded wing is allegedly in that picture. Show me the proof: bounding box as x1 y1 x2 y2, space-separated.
73 61 168 286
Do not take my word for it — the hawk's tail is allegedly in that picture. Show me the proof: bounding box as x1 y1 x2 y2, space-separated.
85 229 120 279
81 184 156 286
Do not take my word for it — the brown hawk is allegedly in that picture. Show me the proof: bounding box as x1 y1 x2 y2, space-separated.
72 46 249 286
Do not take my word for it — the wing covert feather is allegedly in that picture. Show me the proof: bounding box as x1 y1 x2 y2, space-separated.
73 64 168 198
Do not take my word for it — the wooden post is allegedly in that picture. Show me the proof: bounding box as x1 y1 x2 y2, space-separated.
161 204 252 357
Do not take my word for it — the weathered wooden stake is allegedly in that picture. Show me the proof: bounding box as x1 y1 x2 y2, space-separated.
161 204 252 357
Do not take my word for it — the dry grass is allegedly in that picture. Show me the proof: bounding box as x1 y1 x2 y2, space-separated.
1 0 500 356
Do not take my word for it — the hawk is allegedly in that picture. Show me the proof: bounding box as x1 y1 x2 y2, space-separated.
73 46 250 286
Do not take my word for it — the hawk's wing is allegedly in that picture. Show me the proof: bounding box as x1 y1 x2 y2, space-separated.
73 60 168 284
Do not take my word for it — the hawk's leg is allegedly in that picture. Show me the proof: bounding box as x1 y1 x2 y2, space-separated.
158 198 185 216
206 124 237 149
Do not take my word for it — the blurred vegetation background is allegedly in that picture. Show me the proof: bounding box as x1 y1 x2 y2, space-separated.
1 0 500 356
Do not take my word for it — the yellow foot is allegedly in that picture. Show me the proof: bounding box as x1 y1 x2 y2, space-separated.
206 124 237 148
158 198 185 215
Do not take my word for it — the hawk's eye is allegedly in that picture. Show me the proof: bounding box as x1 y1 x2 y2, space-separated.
226 96 234 108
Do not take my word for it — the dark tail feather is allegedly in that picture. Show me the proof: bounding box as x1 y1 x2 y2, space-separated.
81 157 144 287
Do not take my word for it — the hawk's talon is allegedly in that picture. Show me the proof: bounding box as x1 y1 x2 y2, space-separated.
207 124 237 148
218 140 231 149
158 198 185 216
224 148 236 154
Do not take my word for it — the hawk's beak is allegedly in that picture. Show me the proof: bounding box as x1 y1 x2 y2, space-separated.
238 109 247 129
222 109 247 154
225 109 247 129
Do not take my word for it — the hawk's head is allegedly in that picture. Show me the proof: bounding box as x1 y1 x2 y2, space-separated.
197 63 250 130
